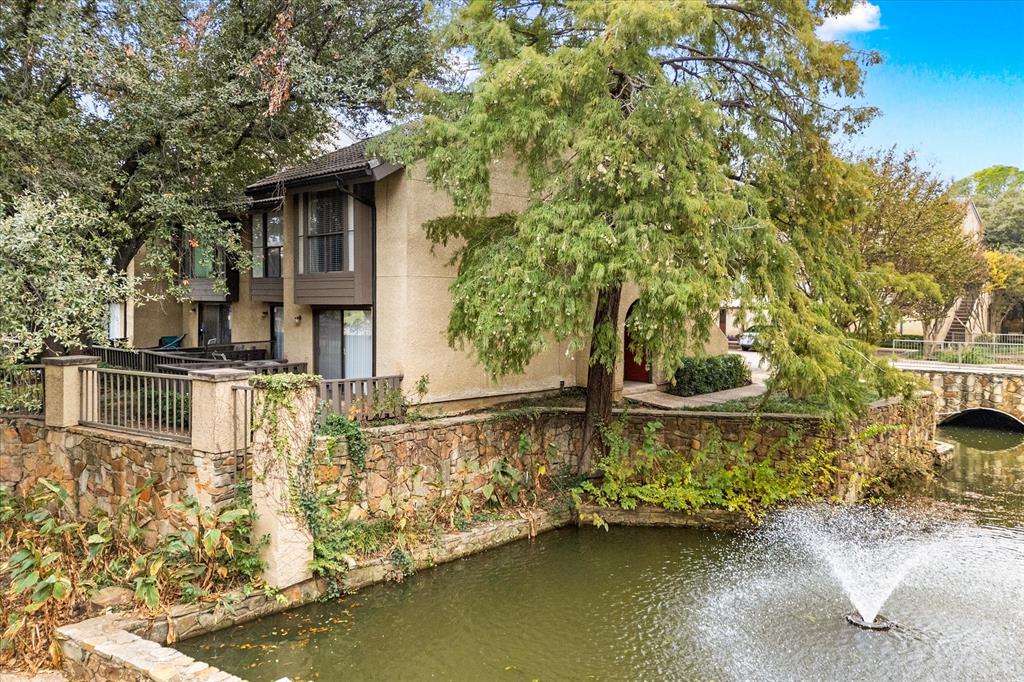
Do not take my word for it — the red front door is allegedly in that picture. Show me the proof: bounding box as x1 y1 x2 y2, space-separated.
623 305 651 382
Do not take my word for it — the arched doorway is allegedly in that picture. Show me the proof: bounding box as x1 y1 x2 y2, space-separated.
623 302 651 383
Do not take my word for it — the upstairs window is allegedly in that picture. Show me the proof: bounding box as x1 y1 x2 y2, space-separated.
252 209 283 278
190 244 218 279
299 190 353 274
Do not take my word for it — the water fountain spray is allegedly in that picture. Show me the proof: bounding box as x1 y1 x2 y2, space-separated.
771 505 955 631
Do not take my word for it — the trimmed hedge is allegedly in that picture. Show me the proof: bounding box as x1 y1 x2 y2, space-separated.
667 354 752 397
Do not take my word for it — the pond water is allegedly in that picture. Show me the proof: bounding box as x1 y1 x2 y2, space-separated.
179 426 1024 681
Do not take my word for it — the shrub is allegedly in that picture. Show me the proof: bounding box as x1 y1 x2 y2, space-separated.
667 354 751 397
573 420 823 522
0 480 264 671
932 347 994 364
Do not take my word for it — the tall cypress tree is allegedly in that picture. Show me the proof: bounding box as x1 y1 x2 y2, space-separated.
385 0 908 470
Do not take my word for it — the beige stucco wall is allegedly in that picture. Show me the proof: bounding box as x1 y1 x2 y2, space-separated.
573 283 728 398
231 268 270 345
126 251 268 350
374 160 578 405
128 249 185 349
281 194 315 368
373 162 727 406
960 199 983 240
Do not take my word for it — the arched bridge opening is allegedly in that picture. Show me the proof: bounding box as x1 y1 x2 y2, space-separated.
939 408 1024 432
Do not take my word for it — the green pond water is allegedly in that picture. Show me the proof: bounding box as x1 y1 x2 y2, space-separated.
178 425 1024 681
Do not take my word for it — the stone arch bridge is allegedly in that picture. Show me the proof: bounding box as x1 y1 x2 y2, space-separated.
896 362 1024 426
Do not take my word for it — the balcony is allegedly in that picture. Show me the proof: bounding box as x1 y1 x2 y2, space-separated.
87 341 305 375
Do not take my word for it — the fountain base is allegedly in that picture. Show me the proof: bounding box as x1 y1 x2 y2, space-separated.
845 612 893 630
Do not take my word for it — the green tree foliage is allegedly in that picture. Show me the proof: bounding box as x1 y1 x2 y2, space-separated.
952 165 1024 253
0 0 440 353
0 195 135 363
848 149 987 341
985 251 1024 333
951 165 1024 206
982 190 1024 254
380 0 909 469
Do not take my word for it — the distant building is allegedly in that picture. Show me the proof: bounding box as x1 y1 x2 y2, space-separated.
898 198 988 342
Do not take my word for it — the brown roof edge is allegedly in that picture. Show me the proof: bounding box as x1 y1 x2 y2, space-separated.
245 136 403 194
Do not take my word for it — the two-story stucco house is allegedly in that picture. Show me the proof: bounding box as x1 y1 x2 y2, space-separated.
108 138 727 412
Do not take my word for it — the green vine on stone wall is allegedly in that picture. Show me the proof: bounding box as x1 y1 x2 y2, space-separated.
249 373 321 514
573 417 904 523
319 411 369 472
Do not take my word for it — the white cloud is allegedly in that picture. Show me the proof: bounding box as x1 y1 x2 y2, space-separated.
816 1 882 42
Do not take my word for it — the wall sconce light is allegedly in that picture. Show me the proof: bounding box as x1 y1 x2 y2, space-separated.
189 305 197 313
260 310 269 318
293 314 302 325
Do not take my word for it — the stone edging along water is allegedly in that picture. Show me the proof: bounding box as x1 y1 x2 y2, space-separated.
55 504 759 682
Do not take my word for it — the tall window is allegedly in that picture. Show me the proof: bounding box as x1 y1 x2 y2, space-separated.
301 190 352 273
315 309 373 380
252 210 283 278
106 302 127 341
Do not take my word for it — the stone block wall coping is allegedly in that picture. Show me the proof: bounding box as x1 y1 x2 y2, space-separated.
187 368 255 382
56 614 245 682
361 392 933 438
64 424 194 451
577 503 754 532
42 355 99 366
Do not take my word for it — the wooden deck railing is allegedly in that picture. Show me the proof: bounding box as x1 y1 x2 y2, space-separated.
79 366 192 441
0 364 45 418
86 346 143 371
155 361 307 376
89 343 292 374
318 375 404 420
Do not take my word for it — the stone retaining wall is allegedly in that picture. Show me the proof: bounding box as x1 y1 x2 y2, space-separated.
4 394 936 534
320 393 937 517
0 419 230 540
56 615 245 682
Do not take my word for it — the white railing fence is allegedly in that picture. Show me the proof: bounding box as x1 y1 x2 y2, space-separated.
890 339 1024 366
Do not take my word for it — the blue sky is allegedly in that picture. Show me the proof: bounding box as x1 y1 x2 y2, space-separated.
825 1 1024 181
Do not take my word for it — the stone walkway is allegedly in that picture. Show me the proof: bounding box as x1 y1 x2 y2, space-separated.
630 380 766 409
629 351 769 410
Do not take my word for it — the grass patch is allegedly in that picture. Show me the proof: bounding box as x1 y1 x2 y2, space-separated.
673 390 881 415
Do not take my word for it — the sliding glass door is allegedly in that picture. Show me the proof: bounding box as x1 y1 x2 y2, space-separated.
314 309 373 380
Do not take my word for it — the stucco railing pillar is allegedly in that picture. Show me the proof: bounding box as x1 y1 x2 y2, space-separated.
42 356 98 428
188 368 254 509
249 381 318 589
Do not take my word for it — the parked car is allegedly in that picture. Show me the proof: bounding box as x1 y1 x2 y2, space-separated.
739 328 760 351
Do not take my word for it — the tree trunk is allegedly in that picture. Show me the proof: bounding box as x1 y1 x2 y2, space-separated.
580 282 622 474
